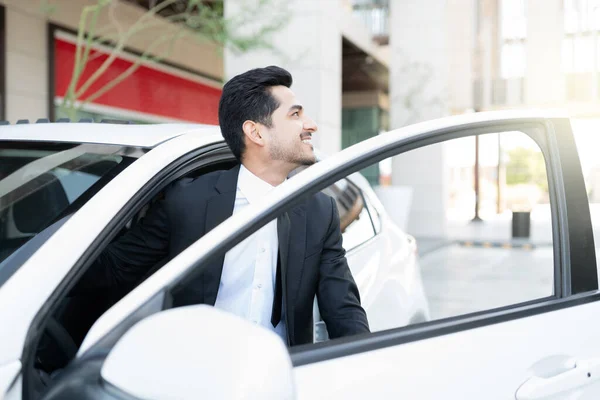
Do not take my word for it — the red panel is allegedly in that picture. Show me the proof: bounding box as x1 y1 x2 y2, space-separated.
54 38 221 124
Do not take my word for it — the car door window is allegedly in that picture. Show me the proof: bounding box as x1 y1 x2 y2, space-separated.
0 142 141 266
391 131 554 321
314 130 555 332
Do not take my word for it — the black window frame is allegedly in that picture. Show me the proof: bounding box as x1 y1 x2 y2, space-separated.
0 4 5 120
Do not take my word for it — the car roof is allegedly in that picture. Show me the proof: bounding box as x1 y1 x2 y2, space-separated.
0 109 569 149
0 122 223 148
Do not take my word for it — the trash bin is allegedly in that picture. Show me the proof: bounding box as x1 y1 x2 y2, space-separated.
512 211 531 238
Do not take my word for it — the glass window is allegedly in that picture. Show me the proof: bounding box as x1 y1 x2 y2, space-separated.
0 142 141 268
378 131 553 323
315 131 553 335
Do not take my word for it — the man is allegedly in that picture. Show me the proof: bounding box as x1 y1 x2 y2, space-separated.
78 66 369 346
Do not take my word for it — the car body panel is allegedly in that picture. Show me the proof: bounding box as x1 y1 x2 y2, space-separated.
293 300 600 399
0 122 216 147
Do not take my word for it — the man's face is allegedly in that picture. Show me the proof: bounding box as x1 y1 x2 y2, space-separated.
260 85 318 168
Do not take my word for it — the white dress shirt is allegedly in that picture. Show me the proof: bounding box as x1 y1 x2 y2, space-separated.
213 165 287 341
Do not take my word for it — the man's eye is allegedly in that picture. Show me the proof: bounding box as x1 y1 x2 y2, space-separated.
292 112 299 117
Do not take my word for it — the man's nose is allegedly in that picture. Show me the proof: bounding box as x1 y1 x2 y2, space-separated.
304 117 318 133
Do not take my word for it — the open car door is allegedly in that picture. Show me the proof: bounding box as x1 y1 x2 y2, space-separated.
40 111 600 400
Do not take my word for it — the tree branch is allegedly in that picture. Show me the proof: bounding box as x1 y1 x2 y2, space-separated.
81 27 188 105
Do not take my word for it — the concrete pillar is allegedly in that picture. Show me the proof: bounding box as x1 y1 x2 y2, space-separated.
5 4 48 122
389 0 450 238
525 0 564 105
223 0 342 155
447 0 475 113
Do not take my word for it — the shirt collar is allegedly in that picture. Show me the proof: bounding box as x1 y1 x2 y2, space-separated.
237 164 279 204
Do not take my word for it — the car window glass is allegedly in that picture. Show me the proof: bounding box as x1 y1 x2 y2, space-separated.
369 131 553 328
0 142 141 266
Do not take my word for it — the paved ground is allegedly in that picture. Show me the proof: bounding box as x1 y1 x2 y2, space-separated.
419 244 554 320
414 204 600 320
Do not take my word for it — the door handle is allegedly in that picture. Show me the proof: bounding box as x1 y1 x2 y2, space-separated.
516 358 600 399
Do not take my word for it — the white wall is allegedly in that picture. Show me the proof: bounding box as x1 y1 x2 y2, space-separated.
389 0 451 238
224 0 343 156
4 2 47 122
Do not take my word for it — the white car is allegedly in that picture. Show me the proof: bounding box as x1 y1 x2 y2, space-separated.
0 120 429 399
3 111 599 399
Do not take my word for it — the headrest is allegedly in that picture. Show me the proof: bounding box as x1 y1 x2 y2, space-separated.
13 173 69 234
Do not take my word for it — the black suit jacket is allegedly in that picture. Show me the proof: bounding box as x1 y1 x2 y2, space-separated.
79 165 370 346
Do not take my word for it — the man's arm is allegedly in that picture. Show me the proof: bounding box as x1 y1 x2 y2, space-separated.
316 196 370 339
73 194 171 294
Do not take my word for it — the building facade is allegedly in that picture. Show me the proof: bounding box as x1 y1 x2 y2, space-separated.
2 0 226 124
0 0 390 161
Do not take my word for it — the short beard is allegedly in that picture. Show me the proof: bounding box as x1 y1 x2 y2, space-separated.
269 141 316 166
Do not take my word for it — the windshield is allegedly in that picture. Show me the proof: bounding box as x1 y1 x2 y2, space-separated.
0 141 142 271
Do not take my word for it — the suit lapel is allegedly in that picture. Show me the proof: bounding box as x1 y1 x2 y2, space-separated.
203 165 239 305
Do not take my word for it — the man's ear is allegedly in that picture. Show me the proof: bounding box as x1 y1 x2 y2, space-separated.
242 120 264 146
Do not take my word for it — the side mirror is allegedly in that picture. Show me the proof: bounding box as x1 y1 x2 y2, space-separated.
101 305 296 400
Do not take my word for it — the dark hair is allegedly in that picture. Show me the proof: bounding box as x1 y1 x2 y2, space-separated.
218 66 293 161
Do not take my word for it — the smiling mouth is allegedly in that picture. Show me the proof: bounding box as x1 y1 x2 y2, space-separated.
300 132 312 144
